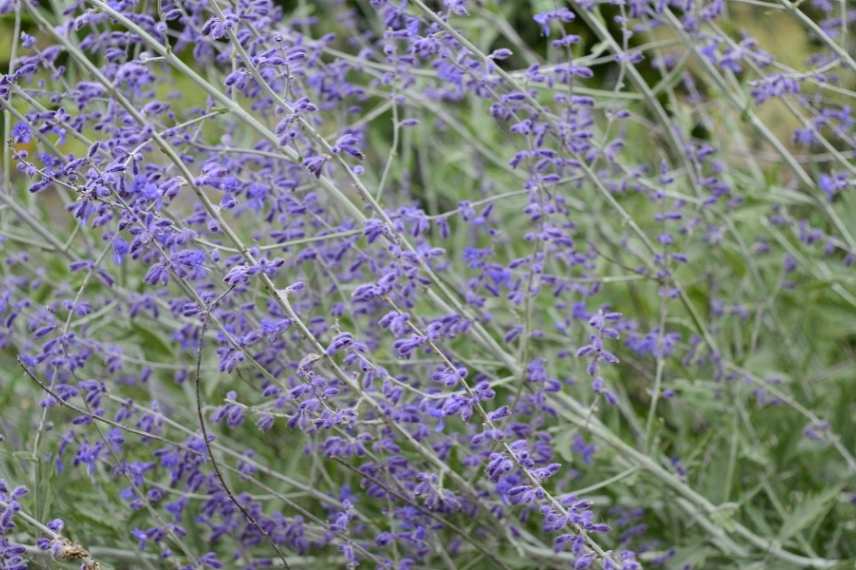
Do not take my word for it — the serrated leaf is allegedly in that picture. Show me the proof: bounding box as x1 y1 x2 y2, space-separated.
778 484 844 543
709 502 740 533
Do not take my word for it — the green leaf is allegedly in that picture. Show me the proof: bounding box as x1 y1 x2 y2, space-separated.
778 484 844 543
127 322 175 358
709 502 740 533
553 429 576 463
665 544 716 569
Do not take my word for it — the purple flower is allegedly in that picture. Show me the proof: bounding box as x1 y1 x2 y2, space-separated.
11 123 31 144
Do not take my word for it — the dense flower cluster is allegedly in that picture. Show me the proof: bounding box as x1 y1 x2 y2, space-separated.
0 0 854 568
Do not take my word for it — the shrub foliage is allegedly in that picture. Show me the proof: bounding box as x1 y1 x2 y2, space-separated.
0 0 854 568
